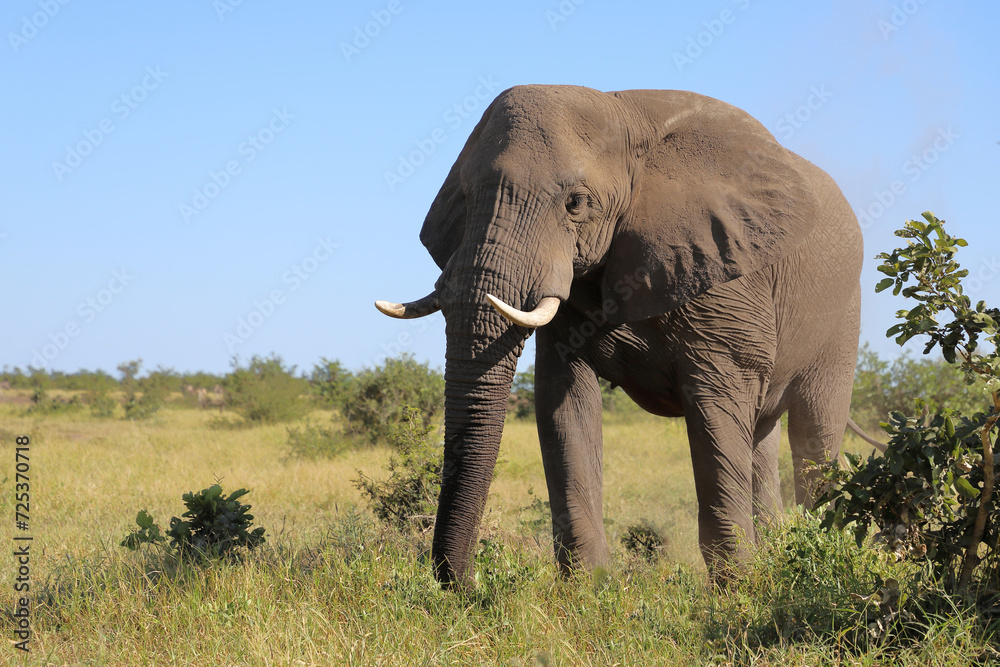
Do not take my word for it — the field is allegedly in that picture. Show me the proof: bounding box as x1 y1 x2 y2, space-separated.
0 394 992 665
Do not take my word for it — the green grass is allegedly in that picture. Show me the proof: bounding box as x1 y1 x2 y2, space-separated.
0 400 994 665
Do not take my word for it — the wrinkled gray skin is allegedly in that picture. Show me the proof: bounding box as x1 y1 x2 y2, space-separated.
383 85 862 586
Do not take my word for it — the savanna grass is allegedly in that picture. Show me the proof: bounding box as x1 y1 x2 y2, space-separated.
1 400 991 665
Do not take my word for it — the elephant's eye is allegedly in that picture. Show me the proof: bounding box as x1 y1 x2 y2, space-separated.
565 192 588 216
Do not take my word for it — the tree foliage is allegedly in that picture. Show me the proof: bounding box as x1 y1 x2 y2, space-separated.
309 357 353 408
338 354 444 444
222 354 309 425
818 213 1000 592
119 359 167 420
508 365 536 419
353 408 442 531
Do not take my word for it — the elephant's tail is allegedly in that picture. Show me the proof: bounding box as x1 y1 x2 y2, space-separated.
846 417 887 452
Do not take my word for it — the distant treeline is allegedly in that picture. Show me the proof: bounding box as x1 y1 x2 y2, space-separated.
3 344 990 429
0 365 224 392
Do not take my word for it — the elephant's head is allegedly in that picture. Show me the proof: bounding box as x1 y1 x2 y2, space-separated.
377 85 816 586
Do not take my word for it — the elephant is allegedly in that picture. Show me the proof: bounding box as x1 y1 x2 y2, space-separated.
376 85 862 586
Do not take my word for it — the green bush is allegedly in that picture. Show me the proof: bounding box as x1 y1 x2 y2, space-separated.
87 388 118 418
621 521 666 561
118 359 167 421
121 484 266 560
717 512 915 654
222 354 308 425
339 354 443 444
309 357 353 407
818 213 1000 593
508 365 535 419
26 387 82 415
285 421 350 459
353 408 442 531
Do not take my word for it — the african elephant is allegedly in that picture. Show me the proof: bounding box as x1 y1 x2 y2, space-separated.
377 85 862 586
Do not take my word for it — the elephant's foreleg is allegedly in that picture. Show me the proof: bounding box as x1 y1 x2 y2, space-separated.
683 403 755 580
535 326 610 573
680 349 772 581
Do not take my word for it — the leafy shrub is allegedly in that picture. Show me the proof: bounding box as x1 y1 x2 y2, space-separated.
121 484 266 560
285 420 349 459
339 354 443 444
819 410 986 580
26 387 83 415
118 359 167 420
353 408 442 531
472 538 536 607
309 357 353 407
818 213 1000 592
87 387 118 418
222 354 308 425
621 521 667 561
508 365 535 419
718 512 916 653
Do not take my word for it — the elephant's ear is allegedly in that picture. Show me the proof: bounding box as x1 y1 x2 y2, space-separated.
601 90 818 322
419 99 498 270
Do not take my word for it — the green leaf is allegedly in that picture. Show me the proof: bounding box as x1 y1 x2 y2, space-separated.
942 345 956 364
876 278 895 292
954 477 979 499
136 509 155 529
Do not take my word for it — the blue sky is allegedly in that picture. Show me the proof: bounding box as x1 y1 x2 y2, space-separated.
2 1 997 376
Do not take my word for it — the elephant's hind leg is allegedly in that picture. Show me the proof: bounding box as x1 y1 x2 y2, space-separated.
751 417 782 531
787 360 855 507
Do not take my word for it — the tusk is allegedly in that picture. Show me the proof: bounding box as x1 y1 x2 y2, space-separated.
486 294 560 328
375 292 440 319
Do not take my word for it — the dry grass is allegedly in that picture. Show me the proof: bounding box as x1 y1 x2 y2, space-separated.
0 402 919 666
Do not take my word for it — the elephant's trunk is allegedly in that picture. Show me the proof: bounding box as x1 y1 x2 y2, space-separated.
432 299 527 587
429 187 563 586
